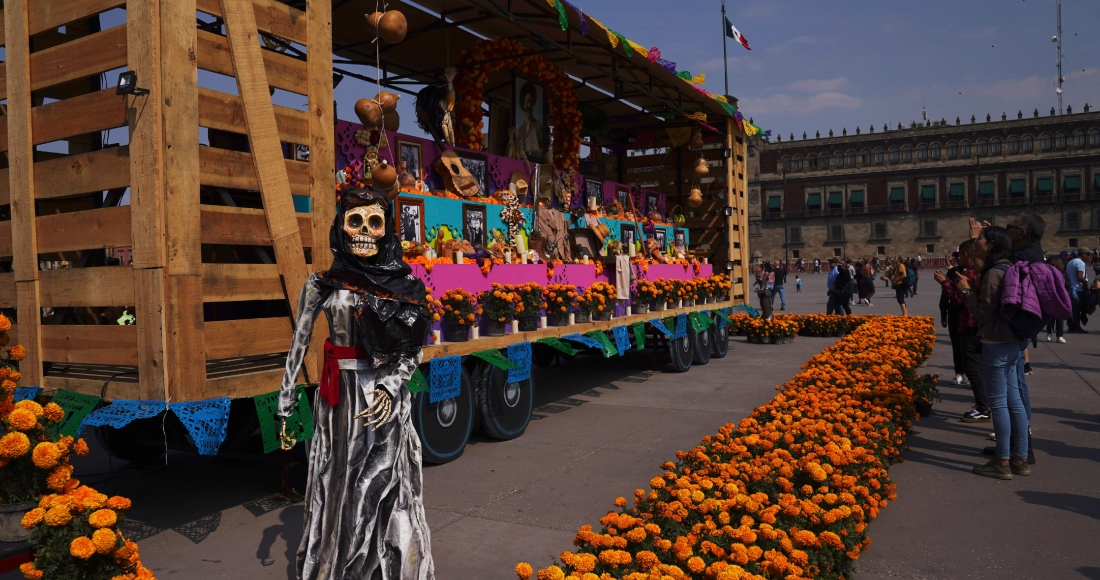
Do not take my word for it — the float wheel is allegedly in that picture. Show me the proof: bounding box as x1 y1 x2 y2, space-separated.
667 331 694 373
471 359 534 440
412 365 474 464
710 318 730 358
692 321 712 365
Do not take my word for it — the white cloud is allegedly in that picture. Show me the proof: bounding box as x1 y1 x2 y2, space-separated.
765 35 831 54
738 91 864 115
785 77 849 93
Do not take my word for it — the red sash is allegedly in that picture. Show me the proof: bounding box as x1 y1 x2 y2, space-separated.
321 340 368 407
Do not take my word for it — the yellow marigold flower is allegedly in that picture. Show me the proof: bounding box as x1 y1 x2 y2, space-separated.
9 371 21 382
649 476 665 489
19 562 43 580
93 528 118 554
21 508 45 529
14 400 43 418
624 527 647 543
0 432 31 458
107 496 133 511
514 562 534 579
9 345 26 362
46 464 74 491
70 536 96 560
0 315 10 331
43 403 64 422
88 509 118 529
44 505 73 527
7 408 37 431
613 496 627 507
32 442 61 469
686 556 706 574
74 438 90 456
116 539 138 559
536 565 565 580
0 378 14 397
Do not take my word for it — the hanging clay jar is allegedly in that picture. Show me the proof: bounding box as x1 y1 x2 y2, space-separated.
383 109 400 132
378 10 408 44
694 157 709 178
365 11 384 33
372 160 399 197
374 91 400 113
687 187 704 208
354 98 383 131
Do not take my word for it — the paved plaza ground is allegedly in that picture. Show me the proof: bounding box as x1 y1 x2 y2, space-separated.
4 275 1098 579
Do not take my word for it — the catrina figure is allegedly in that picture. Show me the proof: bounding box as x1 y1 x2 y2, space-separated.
278 186 434 580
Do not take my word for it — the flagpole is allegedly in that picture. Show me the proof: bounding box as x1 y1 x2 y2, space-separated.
721 0 729 97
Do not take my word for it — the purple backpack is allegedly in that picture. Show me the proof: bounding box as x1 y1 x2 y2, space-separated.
999 261 1072 339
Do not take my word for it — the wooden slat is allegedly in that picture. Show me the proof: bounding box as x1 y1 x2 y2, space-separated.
199 146 311 195
43 376 142 400
196 29 308 95
0 9 5 46
204 317 290 359
206 367 282 399
200 205 313 246
30 25 127 92
195 0 308 47
0 115 7 152
28 0 126 36
42 324 138 365
0 63 6 100
36 205 132 254
39 266 135 307
133 268 168 399
305 0 334 383
198 87 310 145
29 88 128 148
0 273 13 308
0 219 11 258
0 147 130 205
168 275 208 401
202 263 283 302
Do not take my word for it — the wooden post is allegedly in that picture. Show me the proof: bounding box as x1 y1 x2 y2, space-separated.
4 0 43 385
161 0 207 401
306 0 335 382
725 118 750 303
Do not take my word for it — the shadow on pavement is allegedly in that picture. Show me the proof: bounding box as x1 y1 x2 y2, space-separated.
1016 491 1100 522
1077 566 1100 580
1030 437 1100 463
257 504 303 579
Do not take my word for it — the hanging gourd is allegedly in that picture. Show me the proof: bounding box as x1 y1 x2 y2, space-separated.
686 186 704 208
693 156 709 178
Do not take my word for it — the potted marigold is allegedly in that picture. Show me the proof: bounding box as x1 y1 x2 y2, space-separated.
479 283 518 336
513 282 544 331
909 372 940 417
578 282 617 322
711 273 731 301
632 280 658 314
423 293 443 344
439 288 480 342
543 284 578 326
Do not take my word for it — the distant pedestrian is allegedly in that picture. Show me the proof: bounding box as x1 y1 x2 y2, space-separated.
1066 249 1089 333
771 261 787 310
795 276 802 292
891 257 909 316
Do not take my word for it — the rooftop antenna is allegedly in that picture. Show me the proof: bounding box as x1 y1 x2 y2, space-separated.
921 103 927 122
1054 0 1064 114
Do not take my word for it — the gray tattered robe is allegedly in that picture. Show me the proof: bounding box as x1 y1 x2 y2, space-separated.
279 273 434 580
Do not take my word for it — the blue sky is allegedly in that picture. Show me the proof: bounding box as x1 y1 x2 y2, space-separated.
563 0 1100 139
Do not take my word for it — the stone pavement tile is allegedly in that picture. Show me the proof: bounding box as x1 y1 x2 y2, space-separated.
422 438 589 515
429 515 575 580
605 409 746 455
576 379 722 410
425 507 465 531
471 447 668 533
517 402 671 449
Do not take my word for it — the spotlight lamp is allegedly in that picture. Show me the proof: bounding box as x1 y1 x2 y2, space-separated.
116 71 149 96
721 206 734 217
725 260 736 271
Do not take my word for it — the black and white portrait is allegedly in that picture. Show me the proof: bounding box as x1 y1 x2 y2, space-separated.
654 228 667 250
584 179 603 209
463 204 487 249
514 76 547 163
646 193 659 217
616 187 629 209
457 151 488 199
674 229 687 251
398 140 422 180
396 198 425 243
620 224 636 249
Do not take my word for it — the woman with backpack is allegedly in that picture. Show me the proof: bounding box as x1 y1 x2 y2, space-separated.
956 226 1030 479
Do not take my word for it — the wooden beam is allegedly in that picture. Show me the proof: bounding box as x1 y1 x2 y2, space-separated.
39 266 135 307
0 147 130 204
198 87 310 145
204 317 291 359
36 206 132 254
220 0 310 328
0 273 13 308
6 0 44 385
30 24 127 92
202 263 284 302
195 0 308 47
42 324 138 366
31 89 128 147
167 275 207 401
42 376 141 400
305 0 333 383
206 367 282 399
200 205 313 246
29 0 126 36
198 145 311 195
196 28 308 95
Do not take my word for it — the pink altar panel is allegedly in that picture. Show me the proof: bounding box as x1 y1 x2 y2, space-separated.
411 262 713 297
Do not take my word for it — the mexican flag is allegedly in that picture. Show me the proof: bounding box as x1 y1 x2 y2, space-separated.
724 16 750 50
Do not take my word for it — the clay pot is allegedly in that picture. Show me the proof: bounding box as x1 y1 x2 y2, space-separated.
383 108 400 132
365 11 384 33
687 187 703 208
694 157 709 178
372 160 399 196
374 91 400 113
378 10 408 44
354 98 383 131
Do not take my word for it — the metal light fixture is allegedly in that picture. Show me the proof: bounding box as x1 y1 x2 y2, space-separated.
116 71 149 96
725 260 736 271
721 206 734 217
722 147 732 159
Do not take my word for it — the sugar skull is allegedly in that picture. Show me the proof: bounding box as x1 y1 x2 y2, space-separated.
343 203 386 258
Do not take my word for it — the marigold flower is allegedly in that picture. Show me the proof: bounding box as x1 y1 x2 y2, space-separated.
32 442 61 469
19 562 42 579
42 402 64 422
686 556 706 574
89 508 118 528
535 565 565 580
0 378 14 396
0 315 11 331
7 408 38 431
46 464 74 491
9 345 26 361
9 371 21 382
514 562 533 579
0 431 31 458
74 438 90 456
70 536 96 559
44 505 73 527
21 507 45 529
93 528 118 554
107 496 133 510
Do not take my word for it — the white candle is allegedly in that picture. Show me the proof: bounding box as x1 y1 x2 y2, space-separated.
432 329 441 343
677 299 683 308
511 320 519 333
582 255 589 264
703 257 709 264
626 306 632 316
471 325 480 340
568 313 575 325
540 315 547 328
505 250 512 264
588 196 597 211
628 244 636 257
455 251 463 264
519 251 528 264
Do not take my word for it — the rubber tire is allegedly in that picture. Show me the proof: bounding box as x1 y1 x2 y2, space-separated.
691 322 712 365
412 365 475 465
471 360 534 440
667 331 693 373
532 343 559 367
710 319 730 358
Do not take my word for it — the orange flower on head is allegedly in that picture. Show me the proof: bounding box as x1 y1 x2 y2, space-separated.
0 431 31 458
42 402 64 422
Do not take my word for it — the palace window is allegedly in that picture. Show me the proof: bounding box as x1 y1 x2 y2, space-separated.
792 155 803 170
1008 136 1020 153
1036 177 1053 195
818 154 829 170
1090 129 1100 146
977 139 988 155
828 224 845 242
873 148 884 164
834 152 844 168
949 183 965 199
1009 178 1026 197
1064 211 1081 230
920 219 938 237
901 145 913 161
930 143 941 160
1040 133 1052 151
782 156 792 171
920 184 936 204
788 226 803 243
947 141 958 157
767 196 782 214
1064 175 1081 195
917 144 928 161
849 189 864 209
889 146 899 162
871 222 888 240
1073 130 1085 147
806 193 822 211
979 181 995 199
827 191 843 210
1023 135 1034 152
846 150 857 166
861 149 872 164
960 140 971 156
807 154 817 169
1054 132 1067 149
991 137 1002 154
889 187 906 208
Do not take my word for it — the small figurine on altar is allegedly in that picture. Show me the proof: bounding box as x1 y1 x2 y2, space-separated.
277 186 435 580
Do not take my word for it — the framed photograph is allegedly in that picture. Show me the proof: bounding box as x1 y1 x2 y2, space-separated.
514 74 548 164
456 150 489 198
462 203 488 250
620 224 636 249
645 193 659 217
616 186 629 209
397 139 423 181
654 228 667 249
396 197 426 244
674 229 687 251
584 178 603 210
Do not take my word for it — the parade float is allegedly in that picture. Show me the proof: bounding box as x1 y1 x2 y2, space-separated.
0 0 757 470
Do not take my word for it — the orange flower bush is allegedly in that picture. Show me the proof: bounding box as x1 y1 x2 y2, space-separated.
519 316 935 580
544 284 579 315
740 317 802 342
578 282 618 316
481 283 521 323
633 280 661 307
514 282 547 320
439 288 481 327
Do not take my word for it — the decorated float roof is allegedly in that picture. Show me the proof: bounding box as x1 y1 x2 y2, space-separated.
329 0 738 144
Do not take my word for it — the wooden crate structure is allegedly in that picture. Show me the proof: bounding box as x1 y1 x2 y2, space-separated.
1 0 334 401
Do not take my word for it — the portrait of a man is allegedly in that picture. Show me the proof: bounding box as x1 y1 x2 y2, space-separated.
463 204 487 249
396 198 425 243
674 229 687 251
654 228 667 250
514 76 546 163
620 225 636 249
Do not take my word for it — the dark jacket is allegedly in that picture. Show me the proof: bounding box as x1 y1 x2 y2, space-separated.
833 267 852 293
965 259 1017 344
1012 241 1045 265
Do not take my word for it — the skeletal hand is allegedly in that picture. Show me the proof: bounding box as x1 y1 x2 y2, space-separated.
354 389 393 430
279 417 298 451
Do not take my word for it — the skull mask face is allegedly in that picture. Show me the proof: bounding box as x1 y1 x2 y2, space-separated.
343 204 386 258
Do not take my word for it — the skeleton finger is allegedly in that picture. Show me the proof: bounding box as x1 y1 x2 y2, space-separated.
367 397 393 430
353 390 387 419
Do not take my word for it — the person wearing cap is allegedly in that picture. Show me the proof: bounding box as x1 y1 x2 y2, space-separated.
1065 249 1089 333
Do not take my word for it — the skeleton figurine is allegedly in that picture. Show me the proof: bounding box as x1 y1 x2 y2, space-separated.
278 187 434 580
440 66 456 146
499 183 526 244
